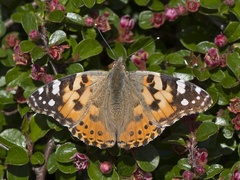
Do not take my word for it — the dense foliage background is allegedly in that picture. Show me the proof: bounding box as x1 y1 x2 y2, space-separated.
0 0 240 179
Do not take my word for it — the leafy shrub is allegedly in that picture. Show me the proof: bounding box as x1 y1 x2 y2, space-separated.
0 0 240 179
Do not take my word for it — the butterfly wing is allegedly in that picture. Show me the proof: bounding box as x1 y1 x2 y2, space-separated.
117 71 212 149
116 86 164 149
28 71 116 149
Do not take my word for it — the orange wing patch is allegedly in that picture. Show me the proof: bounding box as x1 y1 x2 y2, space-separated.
70 104 116 149
117 104 163 149
141 75 177 124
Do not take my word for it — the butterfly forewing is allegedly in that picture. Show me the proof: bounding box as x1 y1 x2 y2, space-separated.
128 71 212 128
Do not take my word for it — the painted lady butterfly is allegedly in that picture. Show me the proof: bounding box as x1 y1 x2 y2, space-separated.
28 57 212 149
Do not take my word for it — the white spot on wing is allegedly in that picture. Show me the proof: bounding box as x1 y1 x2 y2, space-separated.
43 101 46 104
52 80 61 95
176 80 186 94
48 99 55 106
38 96 42 101
196 96 200 100
195 86 202 94
38 87 44 95
191 100 196 104
181 99 189 106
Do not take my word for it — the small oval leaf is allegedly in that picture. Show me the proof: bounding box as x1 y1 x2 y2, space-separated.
6 146 29 165
196 122 218 141
49 30 67 46
133 144 160 172
73 39 103 61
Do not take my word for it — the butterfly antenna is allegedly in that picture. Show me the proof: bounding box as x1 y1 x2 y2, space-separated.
95 24 117 59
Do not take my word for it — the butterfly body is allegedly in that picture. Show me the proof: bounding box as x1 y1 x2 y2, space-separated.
28 58 212 149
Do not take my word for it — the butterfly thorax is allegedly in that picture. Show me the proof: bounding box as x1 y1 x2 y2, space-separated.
107 58 126 123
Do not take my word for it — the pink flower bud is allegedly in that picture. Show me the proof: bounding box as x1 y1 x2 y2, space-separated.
182 170 194 180
150 13 165 28
29 30 41 41
99 161 112 174
214 33 227 47
186 0 200 12
71 152 89 171
165 8 178 21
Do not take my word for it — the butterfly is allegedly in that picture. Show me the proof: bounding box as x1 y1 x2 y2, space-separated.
28 57 212 150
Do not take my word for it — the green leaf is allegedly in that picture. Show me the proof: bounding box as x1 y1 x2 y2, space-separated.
0 21 6 38
65 0 84 12
106 42 127 60
7 165 29 180
128 36 155 55
72 39 103 61
177 158 191 170
65 63 84 74
0 76 6 87
30 152 45 165
49 10 65 23
193 68 211 81
196 122 218 141
0 49 15 67
11 13 24 23
0 164 4 179
148 0 164 11
0 128 26 148
206 164 224 179
147 52 164 66
230 1 240 21
6 146 29 165
220 70 239 88
0 48 7 58
0 90 15 106
20 40 36 52
196 41 217 53
117 155 136 177
18 104 30 117
56 162 77 174
208 84 229 106
227 52 240 79
224 21 240 43
88 161 103 179
133 144 160 172
200 0 222 9
49 30 67 46
134 0 150 6
47 153 58 174
31 45 46 61
82 28 97 39
5 66 30 87
82 0 95 8
166 50 190 65
21 13 38 34
29 114 51 143
66 13 84 25
138 11 153 30
211 69 225 82
55 142 77 163
165 164 182 179
222 126 234 139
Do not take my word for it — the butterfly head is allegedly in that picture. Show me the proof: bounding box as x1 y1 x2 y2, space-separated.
112 57 125 70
